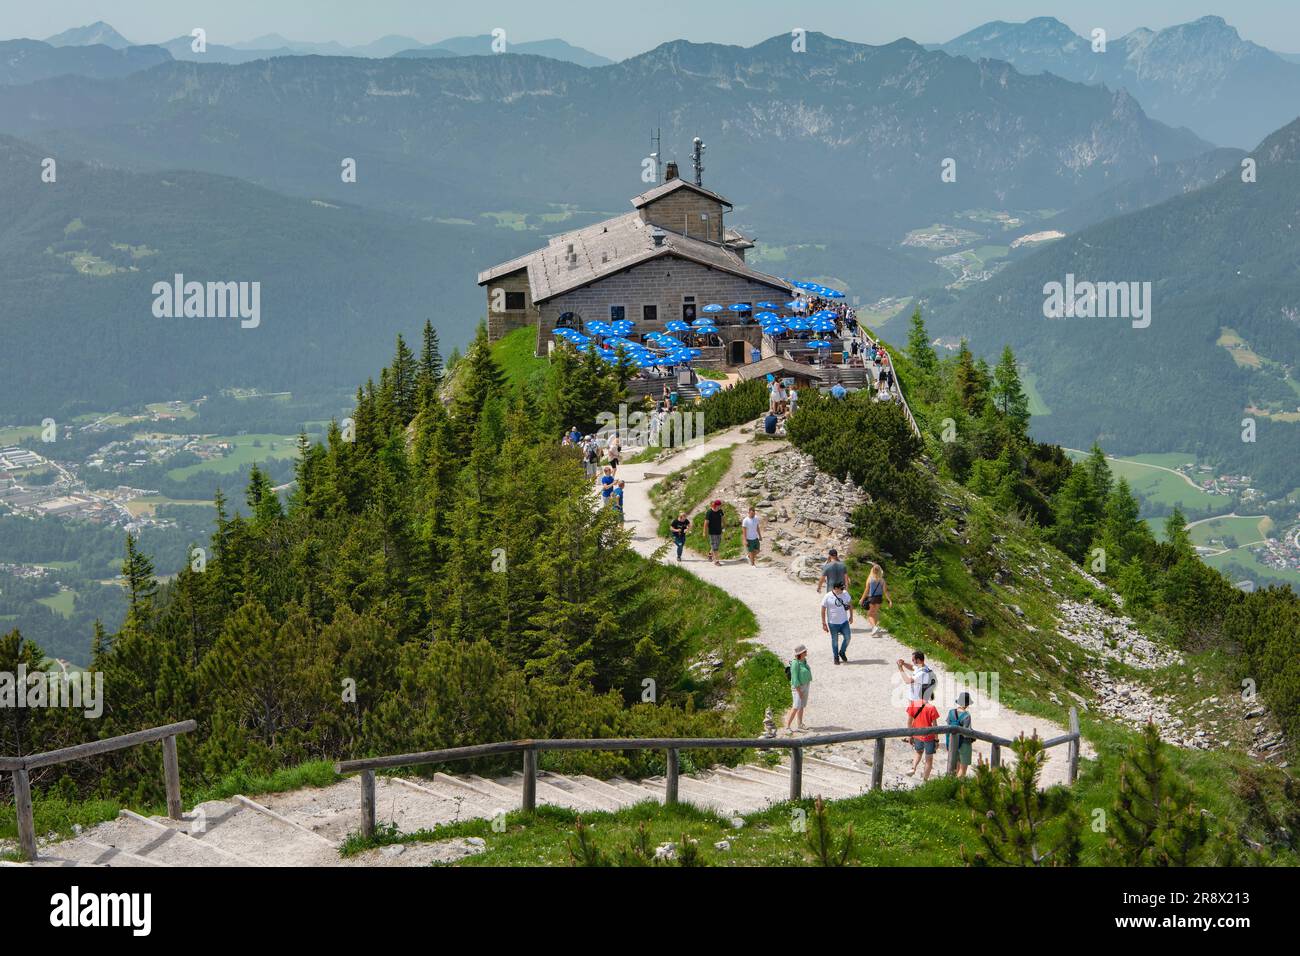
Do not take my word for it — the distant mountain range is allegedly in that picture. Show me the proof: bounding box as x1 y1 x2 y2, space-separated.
938 15 1300 148
0 135 531 418
0 38 171 85
30 21 613 68
0 33 1208 249
921 118 1300 495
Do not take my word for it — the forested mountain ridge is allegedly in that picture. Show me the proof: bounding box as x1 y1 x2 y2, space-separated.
919 118 1300 495
0 33 1210 244
0 135 535 417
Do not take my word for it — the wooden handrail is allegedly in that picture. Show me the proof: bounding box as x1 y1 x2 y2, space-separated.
3 719 198 863
339 709 1082 837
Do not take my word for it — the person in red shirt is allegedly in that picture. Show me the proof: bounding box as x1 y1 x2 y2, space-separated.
906 697 941 781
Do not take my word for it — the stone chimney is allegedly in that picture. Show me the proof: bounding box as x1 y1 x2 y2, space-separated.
664 161 679 182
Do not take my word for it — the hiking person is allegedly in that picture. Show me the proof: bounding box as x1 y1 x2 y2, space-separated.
741 505 762 566
763 410 779 435
897 650 936 703
830 381 847 400
817 548 849 594
583 438 600 478
606 433 621 474
599 465 615 505
785 645 811 732
612 479 625 522
945 691 975 778
670 511 691 561
820 580 854 664
906 695 941 781
860 563 892 634
704 499 724 565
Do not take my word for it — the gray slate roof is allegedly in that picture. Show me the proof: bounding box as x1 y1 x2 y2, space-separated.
630 178 732 209
477 211 790 303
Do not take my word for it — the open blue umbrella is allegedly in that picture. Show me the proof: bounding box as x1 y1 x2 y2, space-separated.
792 280 820 291
756 301 779 309
701 303 724 313
812 310 838 320
786 316 812 331
666 319 691 333
552 328 588 344
697 380 722 397
755 311 780 322
806 340 832 349
761 321 789 335
822 288 845 299
692 324 719 335
728 303 751 312
785 300 807 311
810 317 837 333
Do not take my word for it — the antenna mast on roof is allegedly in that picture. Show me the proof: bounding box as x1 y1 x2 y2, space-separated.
649 125 661 183
691 136 706 187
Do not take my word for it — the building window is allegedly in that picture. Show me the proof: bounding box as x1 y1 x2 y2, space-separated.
642 304 658 323
610 305 626 321
682 296 696 322
504 291 526 311
556 312 576 329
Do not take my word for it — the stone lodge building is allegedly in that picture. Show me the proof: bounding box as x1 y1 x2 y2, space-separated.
477 166 792 367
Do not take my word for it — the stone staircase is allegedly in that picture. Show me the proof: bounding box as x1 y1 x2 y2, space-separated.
9 753 885 867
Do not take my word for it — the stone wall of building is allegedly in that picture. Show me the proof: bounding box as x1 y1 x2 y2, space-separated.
536 255 785 365
638 193 726 242
483 268 538 342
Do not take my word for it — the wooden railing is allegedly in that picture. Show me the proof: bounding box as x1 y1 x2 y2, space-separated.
336 708 1081 838
2 719 197 862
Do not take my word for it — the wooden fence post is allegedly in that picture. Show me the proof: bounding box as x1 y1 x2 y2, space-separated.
871 737 885 790
521 748 537 813
664 748 679 805
789 747 802 801
945 731 959 776
13 767 37 862
360 770 375 839
990 742 1001 769
161 735 183 820
1067 708 1080 785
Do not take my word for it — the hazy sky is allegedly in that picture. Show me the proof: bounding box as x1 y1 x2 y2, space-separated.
9 1 1300 58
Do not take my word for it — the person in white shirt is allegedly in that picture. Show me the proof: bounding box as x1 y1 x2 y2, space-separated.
741 506 762 566
820 581 854 664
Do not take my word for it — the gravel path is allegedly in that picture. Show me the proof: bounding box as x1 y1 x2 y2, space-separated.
617 424 1088 786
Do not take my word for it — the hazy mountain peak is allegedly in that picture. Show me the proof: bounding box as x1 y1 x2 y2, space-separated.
45 21 132 49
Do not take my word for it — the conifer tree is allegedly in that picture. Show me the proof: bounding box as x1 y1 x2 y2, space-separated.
417 319 444 409
390 333 420 425
1102 723 1219 866
990 345 1031 438
122 532 158 626
905 308 939 381
960 734 1082 866
1163 507 1193 554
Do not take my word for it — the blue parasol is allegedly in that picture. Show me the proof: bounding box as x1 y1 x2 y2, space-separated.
697 380 722 397
666 319 691 333
701 303 724 313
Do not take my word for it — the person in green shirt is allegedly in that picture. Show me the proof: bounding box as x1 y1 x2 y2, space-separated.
784 645 812 733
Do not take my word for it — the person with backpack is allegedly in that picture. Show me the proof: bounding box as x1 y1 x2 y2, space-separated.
816 548 849 594
784 645 811 733
897 650 935 703
859 563 892 635
945 691 975 778
669 511 691 561
820 580 854 664
905 694 941 781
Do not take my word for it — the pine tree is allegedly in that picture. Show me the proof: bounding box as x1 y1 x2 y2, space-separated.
390 333 420 425
1102 723 1219 866
122 533 158 626
417 319 444 410
1164 507 1193 554
1049 466 1102 562
1094 477 1152 570
905 308 939 382
960 733 1083 866
951 341 985 413
450 325 506 449
990 345 1031 438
